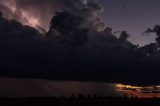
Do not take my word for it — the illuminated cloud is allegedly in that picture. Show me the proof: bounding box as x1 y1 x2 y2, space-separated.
0 0 105 31
21 11 40 27
0 0 41 28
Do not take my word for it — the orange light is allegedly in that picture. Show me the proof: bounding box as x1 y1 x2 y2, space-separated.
114 84 160 98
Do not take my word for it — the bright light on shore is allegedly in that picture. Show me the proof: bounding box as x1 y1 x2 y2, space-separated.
114 84 160 98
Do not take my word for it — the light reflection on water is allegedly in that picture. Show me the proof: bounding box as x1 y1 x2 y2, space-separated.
114 84 160 98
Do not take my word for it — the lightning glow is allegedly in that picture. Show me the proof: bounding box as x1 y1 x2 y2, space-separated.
0 0 16 13
21 11 40 27
0 0 41 28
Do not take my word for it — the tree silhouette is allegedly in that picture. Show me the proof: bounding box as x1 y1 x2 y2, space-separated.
70 93 76 99
87 94 92 99
77 93 85 99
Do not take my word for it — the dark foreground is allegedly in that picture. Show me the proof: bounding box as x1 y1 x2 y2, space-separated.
0 98 160 106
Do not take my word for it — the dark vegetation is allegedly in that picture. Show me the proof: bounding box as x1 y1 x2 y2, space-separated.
0 97 160 106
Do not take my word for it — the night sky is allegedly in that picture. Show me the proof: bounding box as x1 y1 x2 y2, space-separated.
99 0 160 46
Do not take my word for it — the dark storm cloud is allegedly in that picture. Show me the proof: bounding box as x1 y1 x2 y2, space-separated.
0 1 160 86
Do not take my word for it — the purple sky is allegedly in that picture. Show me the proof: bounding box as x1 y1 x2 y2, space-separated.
1 0 159 46
98 0 160 46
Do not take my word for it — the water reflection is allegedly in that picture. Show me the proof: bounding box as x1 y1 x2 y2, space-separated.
114 84 160 98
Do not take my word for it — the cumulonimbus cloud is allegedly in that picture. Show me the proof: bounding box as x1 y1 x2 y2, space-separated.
0 0 105 31
0 0 160 86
